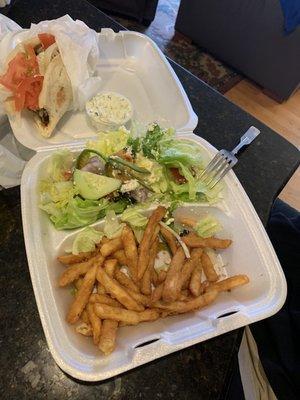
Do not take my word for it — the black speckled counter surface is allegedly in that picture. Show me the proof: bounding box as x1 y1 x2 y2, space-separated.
1 0 299 399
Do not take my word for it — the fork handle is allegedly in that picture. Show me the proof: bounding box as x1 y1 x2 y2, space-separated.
232 126 260 155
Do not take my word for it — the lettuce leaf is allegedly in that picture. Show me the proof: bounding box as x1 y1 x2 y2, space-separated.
120 204 148 228
141 124 174 159
72 227 104 254
87 127 130 157
39 180 77 209
194 215 222 238
170 178 222 203
158 138 205 168
44 150 74 182
40 196 109 230
120 204 149 243
135 154 168 193
103 210 124 238
104 198 131 215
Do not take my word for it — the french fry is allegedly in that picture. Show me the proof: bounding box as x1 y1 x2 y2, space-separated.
189 264 203 297
157 270 167 284
57 251 94 265
97 282 106 294
176 216 197 229
160 224 177 255
201 252 218 282
177 248 203 292
94 303 137 325
125 288 150 307
150 225 160 246
100 236 110 244
162 247 185 302
141 270 151 296
137 206 166 280
153 290 218 313
141 237 159 295
89 293 122 307
81 309 90 325
76 322 93 337
138 309 160 322
151 268 159 286
205 275 249 293
149 237 159 286
87 303 102 345
100 237 123 258
94 303 159 324
96 267 144 311
98 320 118 355
159 310 176 318
113 249 128 267
151 282 164 303
67 261 100 324
178 291 190 301
182 232 232 249
104 259 118 277
114 269 140 293
121 225 138 282
59 254 104 287
74 277 84 291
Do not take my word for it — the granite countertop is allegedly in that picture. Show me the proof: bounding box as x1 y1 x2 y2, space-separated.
0 0 299 399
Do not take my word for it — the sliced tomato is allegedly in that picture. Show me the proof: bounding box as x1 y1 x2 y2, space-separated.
24 44 39 74
14 90 25 112
38 33 56 50
15 75 44 111
169 167 187 184
0 45 43 112
0 53 28 92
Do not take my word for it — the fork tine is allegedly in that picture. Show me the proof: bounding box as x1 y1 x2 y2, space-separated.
203 157 228 184
204 154 224 174
199 153 225 182
209 164 232 189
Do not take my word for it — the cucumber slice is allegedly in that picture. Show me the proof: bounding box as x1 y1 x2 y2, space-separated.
73 169 121 200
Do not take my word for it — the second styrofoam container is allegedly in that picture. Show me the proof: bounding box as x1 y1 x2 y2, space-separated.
9 29 198 152
21 133 286 381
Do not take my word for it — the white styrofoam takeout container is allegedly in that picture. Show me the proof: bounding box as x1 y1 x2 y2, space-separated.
10 29 198 152
19 30 286 381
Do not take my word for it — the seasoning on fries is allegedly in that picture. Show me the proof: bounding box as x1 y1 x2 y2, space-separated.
58 206 249 356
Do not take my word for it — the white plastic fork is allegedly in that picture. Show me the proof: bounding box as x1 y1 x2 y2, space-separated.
199 126 260 189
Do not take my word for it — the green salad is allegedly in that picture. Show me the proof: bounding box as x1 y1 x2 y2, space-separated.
39 124 222 230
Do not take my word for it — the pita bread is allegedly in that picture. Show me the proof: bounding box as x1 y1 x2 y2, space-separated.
33 53 72 138
2 35 72 138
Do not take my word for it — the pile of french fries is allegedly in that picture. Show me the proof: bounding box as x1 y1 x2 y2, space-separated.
58 206 249 355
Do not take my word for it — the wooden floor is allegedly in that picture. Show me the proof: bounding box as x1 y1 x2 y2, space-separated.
226 80 300 210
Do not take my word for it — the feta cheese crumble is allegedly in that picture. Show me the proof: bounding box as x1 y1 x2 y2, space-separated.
86 92 133 131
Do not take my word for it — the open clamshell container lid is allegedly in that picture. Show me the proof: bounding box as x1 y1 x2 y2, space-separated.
10 29 198 152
